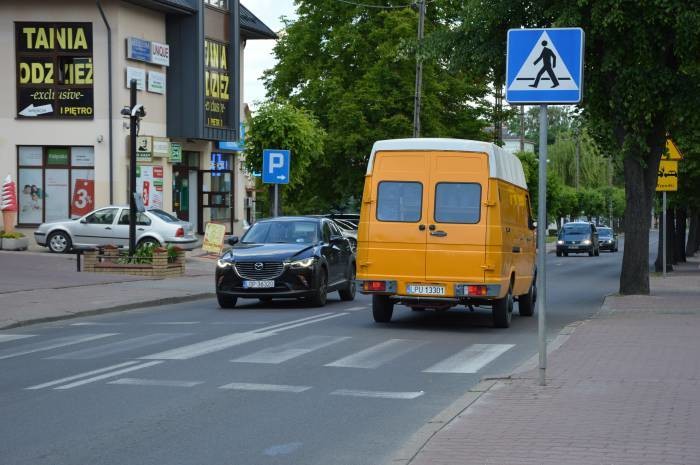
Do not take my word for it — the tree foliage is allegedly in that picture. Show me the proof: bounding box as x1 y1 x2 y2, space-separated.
264 0 489 211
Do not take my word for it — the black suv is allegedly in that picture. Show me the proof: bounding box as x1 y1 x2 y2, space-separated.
556 222 600 257
215 217 356 308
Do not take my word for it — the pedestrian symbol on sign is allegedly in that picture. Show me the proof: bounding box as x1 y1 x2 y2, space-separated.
509 32 578 92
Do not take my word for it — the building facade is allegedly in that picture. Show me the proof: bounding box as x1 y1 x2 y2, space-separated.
0 0 275 235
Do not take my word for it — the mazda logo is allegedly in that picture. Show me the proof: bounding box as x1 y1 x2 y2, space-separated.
254 262 264 271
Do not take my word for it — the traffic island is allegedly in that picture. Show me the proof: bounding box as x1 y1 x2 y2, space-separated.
82 245 185 277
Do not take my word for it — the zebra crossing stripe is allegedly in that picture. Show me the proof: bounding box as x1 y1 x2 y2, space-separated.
330 389 424 400
232 335 350 364
325 339 426 369
423 344 515 374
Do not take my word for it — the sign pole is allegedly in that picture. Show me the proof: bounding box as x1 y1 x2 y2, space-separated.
129 79 138 256
537 104 548 387
662 191 667 277
274 184 279 218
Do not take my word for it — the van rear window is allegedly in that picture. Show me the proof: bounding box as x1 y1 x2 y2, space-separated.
434 183 481 224
377 181 422 222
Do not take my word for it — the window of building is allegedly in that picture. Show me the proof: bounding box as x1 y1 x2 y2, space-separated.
17 146 95 225
204 0 228 10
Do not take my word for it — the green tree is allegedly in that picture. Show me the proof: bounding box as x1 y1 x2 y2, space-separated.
245 100 326 215
264 1 489 211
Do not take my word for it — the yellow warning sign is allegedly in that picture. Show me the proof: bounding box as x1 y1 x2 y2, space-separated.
656 160 678 191
664 139 683 160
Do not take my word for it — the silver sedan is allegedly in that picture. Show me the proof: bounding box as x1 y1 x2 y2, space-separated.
34 206 199 253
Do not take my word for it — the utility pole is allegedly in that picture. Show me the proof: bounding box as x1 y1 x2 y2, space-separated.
519 105 525 152
575 126 580 190
412 0 425 138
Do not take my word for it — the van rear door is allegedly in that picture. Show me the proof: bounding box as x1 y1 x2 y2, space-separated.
367 151 429 284
425 151 488 285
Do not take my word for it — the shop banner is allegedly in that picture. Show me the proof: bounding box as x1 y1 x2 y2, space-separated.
71 178 94 217
136 165 163 209
203 222 226 254
204 39 231 129
15 22 94 119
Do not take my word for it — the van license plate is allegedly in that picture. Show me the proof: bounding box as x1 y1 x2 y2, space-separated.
243 280 274 289
407 285 445 296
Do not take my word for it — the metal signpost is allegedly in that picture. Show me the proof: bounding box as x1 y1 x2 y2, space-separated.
656 139 683 276
506 27 584 386
262 149 291 217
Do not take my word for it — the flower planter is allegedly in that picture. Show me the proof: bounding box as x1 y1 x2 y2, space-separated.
82 248 185 277
1 237 28 251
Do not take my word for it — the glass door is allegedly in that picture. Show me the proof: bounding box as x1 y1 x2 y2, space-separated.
198 170 233 234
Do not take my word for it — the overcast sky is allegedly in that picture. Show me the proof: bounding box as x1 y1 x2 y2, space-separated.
243 1 297 110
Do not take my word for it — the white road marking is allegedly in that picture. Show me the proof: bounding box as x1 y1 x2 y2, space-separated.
26 361 140 390
108 378 202 387
0 334 36 343
325 339 426 369
48 333 190 360
264 442 303 456
344 306 367 312
232 335 350 364
70 322 123 326
141 313 349 361
147 321 200 325
219 382 311 393
0 333 117 360
423 344 515 374
54 361 163 389
330 389 424 400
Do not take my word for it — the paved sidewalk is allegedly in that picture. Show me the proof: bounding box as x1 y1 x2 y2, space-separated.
0 250 215 329
397 257 700 465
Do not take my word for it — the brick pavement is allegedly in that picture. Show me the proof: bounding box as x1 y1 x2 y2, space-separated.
403 258 700 465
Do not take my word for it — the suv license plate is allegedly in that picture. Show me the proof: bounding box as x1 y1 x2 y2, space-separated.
243 280 274 289
407 284 445 296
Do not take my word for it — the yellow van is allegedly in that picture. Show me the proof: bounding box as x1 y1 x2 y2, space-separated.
356 138 536 328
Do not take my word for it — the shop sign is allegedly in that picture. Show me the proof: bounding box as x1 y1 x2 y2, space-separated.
148 71 166 94
15 22 94 119
136 136 153 163
151 42 170 66
169 143 182 163
126 37 151 63
71 179 94 217
47 147 69 165
204 39 231 129
126 67 146 90
153 138 170 157
218 122 246 151
136 165 163 209
202 222 226 254
126 38 170 67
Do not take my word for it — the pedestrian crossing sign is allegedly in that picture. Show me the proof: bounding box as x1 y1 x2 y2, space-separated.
506 28 585 104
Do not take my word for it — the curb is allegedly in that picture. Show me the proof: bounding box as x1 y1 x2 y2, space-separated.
0 292 216 330
385 318 586 465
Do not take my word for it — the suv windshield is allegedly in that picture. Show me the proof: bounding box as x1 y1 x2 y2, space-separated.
560 224 590 237
242 220 319 244
598 228 613 237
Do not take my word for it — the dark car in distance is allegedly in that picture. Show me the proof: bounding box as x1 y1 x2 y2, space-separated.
215 217 356 308
597 227 618 252
556 222 600 257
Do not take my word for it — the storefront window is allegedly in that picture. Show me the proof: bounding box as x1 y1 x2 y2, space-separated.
17 146 95 224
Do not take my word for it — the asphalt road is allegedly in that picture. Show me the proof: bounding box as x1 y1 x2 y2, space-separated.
0 245 624 465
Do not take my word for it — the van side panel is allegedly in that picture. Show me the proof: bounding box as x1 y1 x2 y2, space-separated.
357 151 429 283
484 179 507 297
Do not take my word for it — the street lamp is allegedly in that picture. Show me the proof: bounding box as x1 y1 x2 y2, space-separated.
122 79 146 255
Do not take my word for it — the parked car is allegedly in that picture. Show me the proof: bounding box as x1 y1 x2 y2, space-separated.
597 226 618 252
215 216 356 308
356 138 536 328
556 222 600 257
34 206 198 253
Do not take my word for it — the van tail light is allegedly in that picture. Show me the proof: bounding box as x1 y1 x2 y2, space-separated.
175 227 185 237
467 285 487 296
364 281 386 292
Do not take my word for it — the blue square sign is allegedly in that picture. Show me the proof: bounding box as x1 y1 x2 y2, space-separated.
506 28 584 104
262 149 291 184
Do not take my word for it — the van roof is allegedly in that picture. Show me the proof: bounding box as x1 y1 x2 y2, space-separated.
367 138 528 190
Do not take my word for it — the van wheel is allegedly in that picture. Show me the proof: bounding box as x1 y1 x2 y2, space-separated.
518 279 536 317
492 286 513 328
372 295 394 323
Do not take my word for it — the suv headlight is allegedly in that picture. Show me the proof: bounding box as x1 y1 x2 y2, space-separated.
557 240 564 245
288 257 316 268
217 259 233 268
582 239 592 245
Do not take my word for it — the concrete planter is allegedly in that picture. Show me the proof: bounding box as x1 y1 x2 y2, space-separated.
1 237 29 251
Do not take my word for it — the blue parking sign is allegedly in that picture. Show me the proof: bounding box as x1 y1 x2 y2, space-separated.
506 28 584 104
262 149 291 184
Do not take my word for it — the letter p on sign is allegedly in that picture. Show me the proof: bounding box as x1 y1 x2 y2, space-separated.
269 153 284 173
